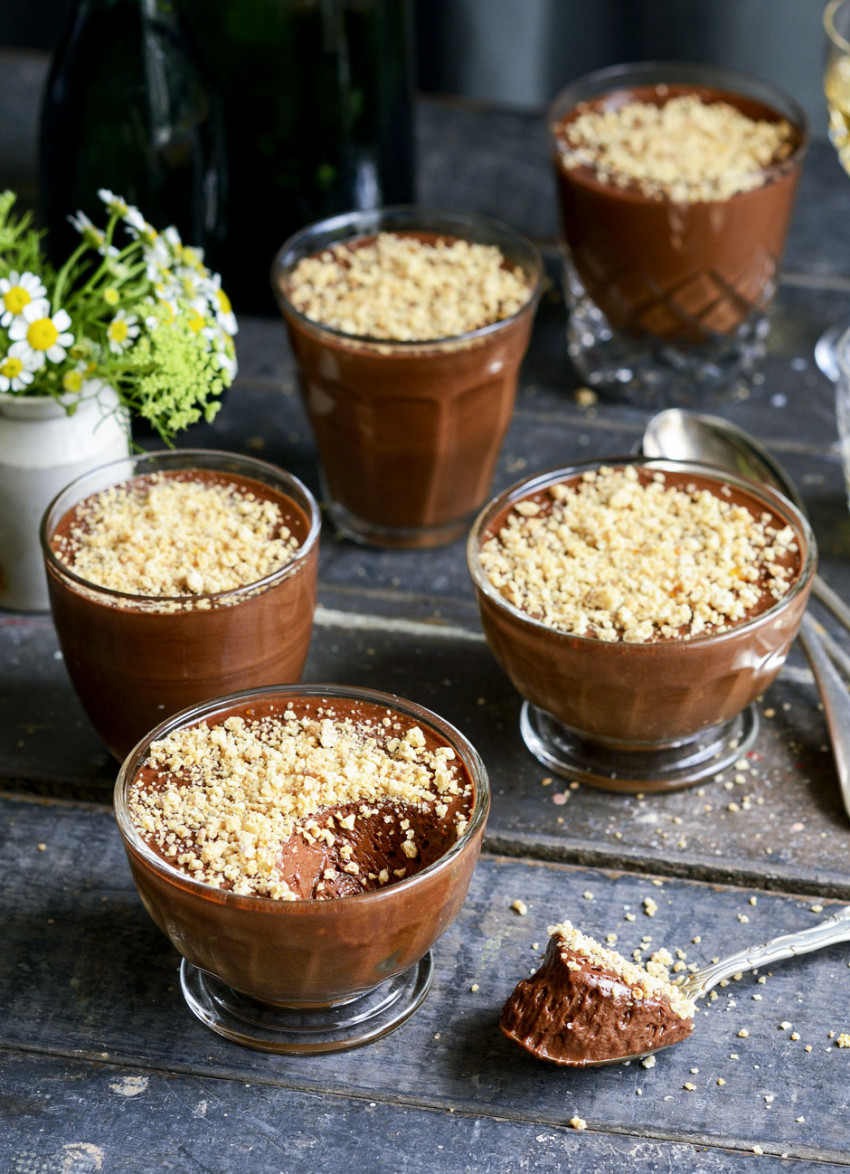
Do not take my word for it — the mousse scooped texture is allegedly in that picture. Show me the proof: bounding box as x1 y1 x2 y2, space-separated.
500 922 695 1066
128 696 475 901
117 688 488 1008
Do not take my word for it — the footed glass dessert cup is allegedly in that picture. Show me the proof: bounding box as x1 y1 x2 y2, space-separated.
114 684 490 1053
467 457 816 793
271 206 542 549
548 62 808 405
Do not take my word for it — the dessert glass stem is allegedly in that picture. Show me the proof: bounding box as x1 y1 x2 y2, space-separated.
679 904 850 1002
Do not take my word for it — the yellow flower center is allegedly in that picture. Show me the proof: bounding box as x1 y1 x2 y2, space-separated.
104 287 120 306
182 247 204 272
63 369 84 393
1 356 23 379
108 319 129 343
27 318 59 351
216 288 232 316
4 287 30 315
187 309 205 333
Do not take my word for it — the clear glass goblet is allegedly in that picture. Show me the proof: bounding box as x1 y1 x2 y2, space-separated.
815 0 850 379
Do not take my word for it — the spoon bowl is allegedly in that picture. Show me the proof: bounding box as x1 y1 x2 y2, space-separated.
642 408 806 511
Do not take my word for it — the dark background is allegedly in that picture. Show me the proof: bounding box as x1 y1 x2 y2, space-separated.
0 0 831 132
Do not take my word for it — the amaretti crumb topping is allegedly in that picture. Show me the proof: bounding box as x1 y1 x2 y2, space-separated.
128 704 474 901
478 465 800 643
549 921 696 1021
287 232 531 341
555 92 797 202
52 472 300 598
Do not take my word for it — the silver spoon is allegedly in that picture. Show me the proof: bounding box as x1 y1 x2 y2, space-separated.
642 408 850 820
574 904 850 1067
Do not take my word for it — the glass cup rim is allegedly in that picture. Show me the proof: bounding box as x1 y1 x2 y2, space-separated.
114 682 490 911
270 203 544 350
546 59 810 169
39 447 322 605
826 0 850 54
467 455 817 648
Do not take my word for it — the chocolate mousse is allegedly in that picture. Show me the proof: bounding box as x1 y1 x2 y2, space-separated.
500 922 695 1065
468 460 815 770
550 84 806 343
115 686 490 1011
479 464 802 643
128 693 475 900
43 457 320 759
273 212 542 548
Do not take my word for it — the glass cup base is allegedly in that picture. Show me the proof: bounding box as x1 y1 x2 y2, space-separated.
565 265 771 408
179 954 434 1054
326 497 471 550
519 702 759 794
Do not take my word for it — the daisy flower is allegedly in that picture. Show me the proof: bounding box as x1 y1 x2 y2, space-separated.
123 207 158 245
185 307 208 335
8 300 74 368
143 237 174 283
62 365 87 394
98 189 130 217
68 210 120 259
106 309 140 354
205 273 238 336
0 341 39 392
0 271 47 327
177 268 207 305
212 347 238 381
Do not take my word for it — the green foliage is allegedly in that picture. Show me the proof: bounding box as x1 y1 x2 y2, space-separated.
0 190 238 445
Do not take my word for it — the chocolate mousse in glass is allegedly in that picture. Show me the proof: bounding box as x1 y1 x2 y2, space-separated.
548 63 808 405
271 207 542 549
467 457 816 792
114 683 490 1052
41 450 320 760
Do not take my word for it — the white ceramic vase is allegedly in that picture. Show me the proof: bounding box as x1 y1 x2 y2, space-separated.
0 383 131 611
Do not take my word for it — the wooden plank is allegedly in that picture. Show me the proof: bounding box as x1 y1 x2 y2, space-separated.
2 794 850 1163
5 1054 843 1174
3 580 849 895
0 599 845 893
3 1052 846 1174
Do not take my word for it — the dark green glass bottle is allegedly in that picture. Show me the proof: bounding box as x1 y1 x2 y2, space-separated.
180 0 415 314
39 0 226 265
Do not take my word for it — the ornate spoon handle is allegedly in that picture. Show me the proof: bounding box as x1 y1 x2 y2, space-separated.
812 574 850 637
679 904 850 1002
798 613 850 822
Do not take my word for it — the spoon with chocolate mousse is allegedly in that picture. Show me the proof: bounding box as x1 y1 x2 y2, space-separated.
643 408 850 820
501 907 850 1067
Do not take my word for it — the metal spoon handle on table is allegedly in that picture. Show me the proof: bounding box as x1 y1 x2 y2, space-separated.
680 903 850 1001
797 613 850 820
812 574 850 636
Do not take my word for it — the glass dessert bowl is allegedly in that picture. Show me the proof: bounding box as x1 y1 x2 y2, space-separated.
114 683 490 1053
467 457 816 792
271 206 543 549
548 62 808 405
41 449 320 759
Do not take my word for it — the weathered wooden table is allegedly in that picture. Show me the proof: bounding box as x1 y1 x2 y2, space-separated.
4 101 850 1172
